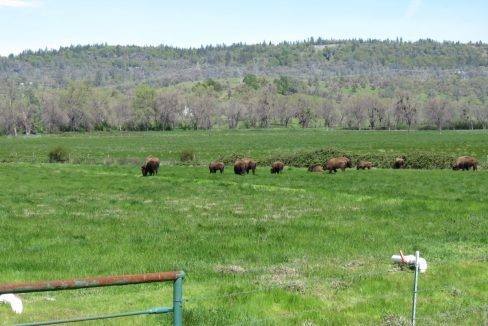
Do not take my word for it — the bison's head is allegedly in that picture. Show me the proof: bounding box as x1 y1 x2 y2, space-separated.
452 164 459 170
141 166 148 176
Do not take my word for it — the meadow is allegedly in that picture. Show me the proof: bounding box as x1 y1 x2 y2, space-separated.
1 129 487 166
0 130 487 325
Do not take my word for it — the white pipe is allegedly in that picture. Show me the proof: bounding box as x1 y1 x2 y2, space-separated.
391 254 428 273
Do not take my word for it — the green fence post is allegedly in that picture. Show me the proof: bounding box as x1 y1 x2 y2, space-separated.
173 272 184 326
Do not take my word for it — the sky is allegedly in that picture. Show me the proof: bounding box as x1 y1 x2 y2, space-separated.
0 0 487 56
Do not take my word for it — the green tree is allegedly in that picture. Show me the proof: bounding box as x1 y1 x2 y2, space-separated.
243 74 260 90
133 84 156 130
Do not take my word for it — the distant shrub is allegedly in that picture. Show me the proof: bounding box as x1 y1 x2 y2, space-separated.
258 147 459 170
180 149 195 162
48 146 69 163
219 152 245 165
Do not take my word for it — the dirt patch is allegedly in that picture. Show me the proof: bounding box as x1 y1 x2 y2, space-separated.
214 264 246 275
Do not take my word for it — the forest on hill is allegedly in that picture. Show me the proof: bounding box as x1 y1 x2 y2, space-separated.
0 38 487 135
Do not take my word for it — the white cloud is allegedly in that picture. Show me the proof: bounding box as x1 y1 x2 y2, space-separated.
0 0 40 8
405 0 423 18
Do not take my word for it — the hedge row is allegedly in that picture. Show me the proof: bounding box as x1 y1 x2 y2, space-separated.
221 148 477 170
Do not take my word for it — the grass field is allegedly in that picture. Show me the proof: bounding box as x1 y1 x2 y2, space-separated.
0 130 487 325
1 129 487 165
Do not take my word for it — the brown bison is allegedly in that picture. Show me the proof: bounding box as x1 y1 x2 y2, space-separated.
242 158 257 174
452 156 478 171
357 160 373 170
308 164 324 173
141 156 160 176
234 159 247 175
326 156 352 174
209 161 225 173
393 156 406 169
270 161 284 174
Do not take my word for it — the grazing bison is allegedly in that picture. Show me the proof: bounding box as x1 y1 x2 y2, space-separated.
141 156 160 176
308 164 324 173
452 156 478 171
270 161 284 174
242 158 257 174
209 161 225 173
393 156 406 169
326 156 352 174
234 159 247 175
357 160 373 170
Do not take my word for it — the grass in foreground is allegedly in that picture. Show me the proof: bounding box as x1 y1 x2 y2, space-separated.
0 163 486 325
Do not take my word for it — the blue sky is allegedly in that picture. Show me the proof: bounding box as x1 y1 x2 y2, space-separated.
0 0 487 56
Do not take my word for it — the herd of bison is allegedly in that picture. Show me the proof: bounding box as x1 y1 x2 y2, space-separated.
140 155 479 176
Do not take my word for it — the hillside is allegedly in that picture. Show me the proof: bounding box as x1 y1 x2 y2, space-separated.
1 39 488 87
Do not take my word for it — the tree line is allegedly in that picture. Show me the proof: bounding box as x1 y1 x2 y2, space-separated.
1 72 487 135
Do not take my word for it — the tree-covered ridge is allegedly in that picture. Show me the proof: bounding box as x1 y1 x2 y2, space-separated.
1 39 487 87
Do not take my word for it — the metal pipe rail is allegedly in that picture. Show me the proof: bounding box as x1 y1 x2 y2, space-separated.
0 271 185 326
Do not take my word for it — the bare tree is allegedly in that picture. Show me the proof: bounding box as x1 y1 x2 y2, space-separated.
112 96 133 130
41 92 68 133
0 80 20 135
89 90 111 131
274 95 294 127
224 99 244 129
256 84 275 128
244 98 258 128
186 93 215 130
383 104 396 131
295 95 315 128
424 98 453 131
395 93 418 130
362 94 388 130
344 95 368 130
319 99 336 129
155 90 181 130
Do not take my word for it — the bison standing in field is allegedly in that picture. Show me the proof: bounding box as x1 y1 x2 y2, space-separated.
209 161 225 173
242 158 257 174
234 159 247 175
270 161 284 174
326 156 352 174
393 156 406 169
141 156 160 176
357 160 373 170
308 164 324 173
452 156 478 171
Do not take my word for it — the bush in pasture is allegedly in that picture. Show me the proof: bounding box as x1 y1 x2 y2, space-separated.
48 146 69 163
261 147 458 170
219 152 246 165
180 149 195 162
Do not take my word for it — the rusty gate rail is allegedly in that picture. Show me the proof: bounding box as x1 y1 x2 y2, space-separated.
0 271 185 326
